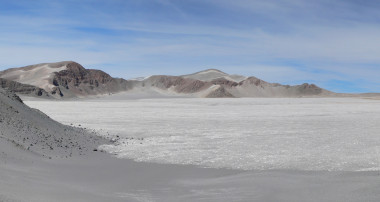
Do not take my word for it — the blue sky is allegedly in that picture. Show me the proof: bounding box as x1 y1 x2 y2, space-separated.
1 0 380 93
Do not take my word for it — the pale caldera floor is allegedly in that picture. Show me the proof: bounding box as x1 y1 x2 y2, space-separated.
25 97 380 172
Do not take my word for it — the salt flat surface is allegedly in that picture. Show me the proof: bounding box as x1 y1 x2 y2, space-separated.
25 98 380 171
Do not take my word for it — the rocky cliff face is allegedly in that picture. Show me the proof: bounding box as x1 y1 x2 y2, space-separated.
50 62 131 98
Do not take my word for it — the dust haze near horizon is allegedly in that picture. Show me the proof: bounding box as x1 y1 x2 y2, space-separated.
1 0 380 93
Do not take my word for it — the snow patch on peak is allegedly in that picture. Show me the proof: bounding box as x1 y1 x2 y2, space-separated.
129 76 152 81
195 69 227 75
182 69 228 82
182 69 246 82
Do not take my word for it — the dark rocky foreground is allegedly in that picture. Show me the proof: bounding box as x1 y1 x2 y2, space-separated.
0 88 108 158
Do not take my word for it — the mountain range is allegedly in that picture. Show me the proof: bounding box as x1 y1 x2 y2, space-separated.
0 61 335 99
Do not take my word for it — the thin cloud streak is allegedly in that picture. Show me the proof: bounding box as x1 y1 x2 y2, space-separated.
0 0 379 93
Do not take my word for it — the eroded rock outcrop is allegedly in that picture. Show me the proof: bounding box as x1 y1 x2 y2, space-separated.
50 62 131 98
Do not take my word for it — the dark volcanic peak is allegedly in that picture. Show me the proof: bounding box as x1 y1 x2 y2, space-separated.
53 62 114 87
50 62 130 98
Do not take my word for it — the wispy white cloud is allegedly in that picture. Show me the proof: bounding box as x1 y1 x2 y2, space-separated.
0 0 379 92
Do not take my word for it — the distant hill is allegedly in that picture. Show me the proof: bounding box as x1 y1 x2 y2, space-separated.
0 61 335 98
131 69 333 98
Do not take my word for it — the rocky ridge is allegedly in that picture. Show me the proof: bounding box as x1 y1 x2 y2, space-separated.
0 61 333 98
135 71 331 98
